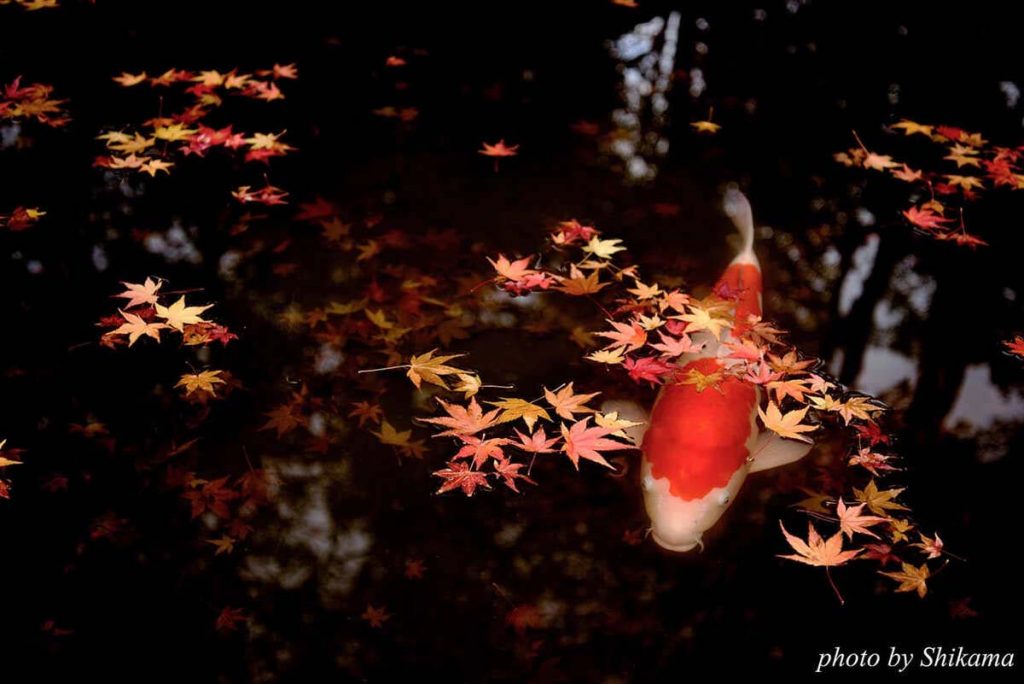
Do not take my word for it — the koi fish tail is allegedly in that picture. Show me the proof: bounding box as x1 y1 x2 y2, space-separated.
719 187 762 334
723 186 758 268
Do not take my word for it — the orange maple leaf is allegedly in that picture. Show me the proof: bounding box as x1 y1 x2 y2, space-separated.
479 139 519 157
420 398 500 437
544 383 600 420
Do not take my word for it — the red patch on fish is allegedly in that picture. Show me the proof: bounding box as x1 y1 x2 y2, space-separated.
641 260 763 500
717 262 761 336
642 357 757 500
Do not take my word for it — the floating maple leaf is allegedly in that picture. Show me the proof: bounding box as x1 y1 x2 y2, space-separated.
487 254 537 281
758 403 816 443
361 604 392 628
836 499 889 540
488 398 552 431
913 532 944 560
421 398 501 437
215 607 248 633
623 356 678 386
0 206 45 231
511 427 560 454
854 480 908 516
595 319 647 351
155 296 213 331
404 349 467 390
114 278 162 308
453 435 510 468
478 139 519 157
544 383 600 420
111 310 167 346
433 462 491 496
778 521 862 567
175 370 226 397
559 417 632 469
879 562 930 598
493 460 537 493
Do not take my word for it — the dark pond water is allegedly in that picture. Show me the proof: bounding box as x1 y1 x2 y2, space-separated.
2 1 1022 681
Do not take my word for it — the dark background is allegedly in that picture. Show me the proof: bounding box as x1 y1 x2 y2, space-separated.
2 0 1023 681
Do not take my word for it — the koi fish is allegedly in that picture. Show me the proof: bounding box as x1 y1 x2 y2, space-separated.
605 189 814 552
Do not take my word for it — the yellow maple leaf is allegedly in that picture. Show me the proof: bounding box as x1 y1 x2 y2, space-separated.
138 159 174 177
890 119 933 137
944 174 984 191
586 348 626 365
488 398 552 431
681 368 725 393
880 562 930 598
556 266 607 296
0 439 22 469
153 123 197 142
175 370 226 396
757 402 815 443
583 236 626 260
853 480 909 516
106 132 154 154
112 72 148 87
372 420 413 446
690 120 721 134
405 349 466 389
155 296 213 331
452 373 482 398
206 535 236 555
675 305 730 340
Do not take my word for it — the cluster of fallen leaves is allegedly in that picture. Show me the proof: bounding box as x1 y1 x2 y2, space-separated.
373 348 637 495
94 66 295 196
0 205 44 231
376 214 948 599
95 277 237 402
1 76 69 127
89 277 268 577
835 122 1024 248
250 197 486 457
172 466 274 560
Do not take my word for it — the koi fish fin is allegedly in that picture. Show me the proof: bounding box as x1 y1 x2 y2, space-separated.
747 431 813 473
723 186 756 263
599 399 649 447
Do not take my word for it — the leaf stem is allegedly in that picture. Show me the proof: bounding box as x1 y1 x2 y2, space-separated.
358 364 410 374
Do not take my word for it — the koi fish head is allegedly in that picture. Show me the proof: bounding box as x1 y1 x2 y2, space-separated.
642 457 749 551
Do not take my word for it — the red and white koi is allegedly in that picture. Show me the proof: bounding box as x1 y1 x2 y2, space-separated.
607 189 813 552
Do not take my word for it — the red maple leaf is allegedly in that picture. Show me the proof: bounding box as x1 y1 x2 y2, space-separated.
492 460 537 493
902 205 952 231
854 422 890 446
215 607 248 632
623 355 678 386
433 462 491 496
453 435 510 468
